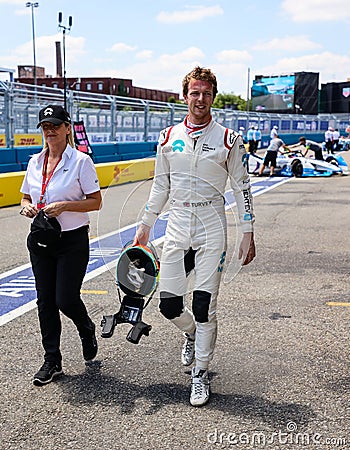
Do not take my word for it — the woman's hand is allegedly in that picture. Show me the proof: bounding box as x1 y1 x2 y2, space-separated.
20 203 38 218
20 195 38 218
43 202 66 218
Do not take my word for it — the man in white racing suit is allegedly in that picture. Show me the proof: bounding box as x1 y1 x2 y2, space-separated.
133 66 256 406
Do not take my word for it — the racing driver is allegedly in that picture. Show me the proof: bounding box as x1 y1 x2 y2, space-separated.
133 66 256 406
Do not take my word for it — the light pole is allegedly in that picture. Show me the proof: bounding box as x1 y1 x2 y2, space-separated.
58 12 73 110
26 2 39 87
246 66 250 113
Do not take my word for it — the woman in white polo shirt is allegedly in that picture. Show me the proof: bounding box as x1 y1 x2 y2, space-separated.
19 105 102 386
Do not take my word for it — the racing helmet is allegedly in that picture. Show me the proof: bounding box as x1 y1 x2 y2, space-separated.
116 242 160 297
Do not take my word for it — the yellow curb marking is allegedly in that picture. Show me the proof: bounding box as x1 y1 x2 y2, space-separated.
81 290 108 295
326 302 350 307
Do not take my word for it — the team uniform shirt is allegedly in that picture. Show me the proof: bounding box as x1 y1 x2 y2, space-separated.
21 144 100 231
333 130 340 140
304 140 322 151
246 128 254 141
325 130 333 142
302 139 323 160
267 138 285 153
270 128 278 139
263 138 285 168
253 129 261 141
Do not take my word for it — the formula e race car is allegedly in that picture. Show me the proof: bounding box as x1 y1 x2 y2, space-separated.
338 138 350 151
247 151 349 177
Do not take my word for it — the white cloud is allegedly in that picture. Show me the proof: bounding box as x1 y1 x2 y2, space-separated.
136 50 153 60
216 49 252 63
0 0 25 4
212 62 251 96
212 50 252 95
166 46 205 61
109 43 137 53
93 46 253 97
282 0 350 22
156 5 224 24
253 35 322 52
15 8 31 16
94 47 206 93
0 34 86 77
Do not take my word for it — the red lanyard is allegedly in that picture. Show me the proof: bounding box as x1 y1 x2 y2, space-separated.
38 152 62 206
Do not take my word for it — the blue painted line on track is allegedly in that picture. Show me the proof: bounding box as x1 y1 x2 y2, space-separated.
0 176 288 325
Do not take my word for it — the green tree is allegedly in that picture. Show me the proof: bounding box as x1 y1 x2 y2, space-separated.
168 96 184 104
212 93 247 111
117 80 128 96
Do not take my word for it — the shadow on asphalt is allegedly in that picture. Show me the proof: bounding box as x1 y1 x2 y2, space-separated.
56 360 316 428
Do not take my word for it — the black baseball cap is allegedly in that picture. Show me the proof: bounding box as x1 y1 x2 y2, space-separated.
37 105 71 128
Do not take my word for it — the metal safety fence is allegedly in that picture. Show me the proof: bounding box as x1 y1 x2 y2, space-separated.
0 81 349 148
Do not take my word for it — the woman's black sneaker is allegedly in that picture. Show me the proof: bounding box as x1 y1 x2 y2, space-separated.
81 323 98 362
33 361 63 386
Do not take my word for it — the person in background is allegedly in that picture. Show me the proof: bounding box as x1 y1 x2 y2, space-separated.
258 135 288 176
247 125 256 154
298 137 324 160
324 127 334 154
253 126 262 151
20 105 102 386
238 126 245 142
133 66 256 407
270 125 278 140
332 128 340 152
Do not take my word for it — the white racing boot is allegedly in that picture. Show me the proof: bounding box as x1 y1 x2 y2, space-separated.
181 332 195 366
190 367 210 406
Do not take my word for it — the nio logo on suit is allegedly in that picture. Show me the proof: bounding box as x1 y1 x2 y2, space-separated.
172 140 185 152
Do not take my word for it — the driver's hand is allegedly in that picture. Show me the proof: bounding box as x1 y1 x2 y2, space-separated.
133 223 151 246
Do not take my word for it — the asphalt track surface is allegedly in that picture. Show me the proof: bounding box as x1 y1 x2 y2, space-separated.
0 153 349 450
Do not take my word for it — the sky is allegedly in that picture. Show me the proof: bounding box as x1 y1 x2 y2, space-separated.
0 0 349 98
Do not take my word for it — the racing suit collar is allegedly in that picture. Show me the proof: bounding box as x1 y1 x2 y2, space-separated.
184 115 212 138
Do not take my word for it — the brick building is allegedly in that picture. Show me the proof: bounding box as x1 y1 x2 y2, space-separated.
16 66 179 103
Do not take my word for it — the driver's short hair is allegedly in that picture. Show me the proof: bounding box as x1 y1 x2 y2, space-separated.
182 66 218 98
